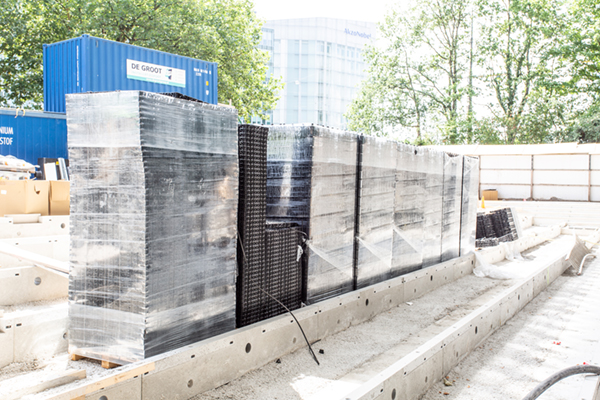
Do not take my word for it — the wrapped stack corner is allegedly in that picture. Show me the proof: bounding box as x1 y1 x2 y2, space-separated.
354 136 397 288
441 153 464 261
393 144 426 276
266 125 358 304
422 148 444 267
67 91 238 364
460 155 480 255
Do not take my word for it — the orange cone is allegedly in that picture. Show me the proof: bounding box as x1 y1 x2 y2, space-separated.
481 196 486 209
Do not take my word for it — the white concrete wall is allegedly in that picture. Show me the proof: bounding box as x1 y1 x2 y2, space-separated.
478 153 599 201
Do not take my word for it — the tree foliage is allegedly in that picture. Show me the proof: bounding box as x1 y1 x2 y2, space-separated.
0 0 281 120
346 0 471 143
476 0 566 143
348 0 600 145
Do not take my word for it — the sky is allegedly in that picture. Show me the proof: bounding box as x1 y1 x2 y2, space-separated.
251 0 393 23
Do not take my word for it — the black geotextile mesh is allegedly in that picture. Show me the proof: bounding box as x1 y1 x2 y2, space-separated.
236 124 268 327
263 222 302 319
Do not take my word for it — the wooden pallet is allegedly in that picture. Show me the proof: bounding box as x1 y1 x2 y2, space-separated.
70 353 121 369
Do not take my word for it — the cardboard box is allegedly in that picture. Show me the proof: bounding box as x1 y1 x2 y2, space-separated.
49 181 70 215
482 189 498 201
0 180 49 216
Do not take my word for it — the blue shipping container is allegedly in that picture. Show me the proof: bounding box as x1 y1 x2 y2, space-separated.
0 109 67 166
43 35 218 113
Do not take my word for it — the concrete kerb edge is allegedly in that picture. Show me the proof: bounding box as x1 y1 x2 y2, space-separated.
342 250 570 400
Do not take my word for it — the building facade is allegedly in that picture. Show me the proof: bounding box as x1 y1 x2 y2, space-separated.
260 18 376 129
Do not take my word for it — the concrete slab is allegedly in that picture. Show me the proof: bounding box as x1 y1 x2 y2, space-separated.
0 235 68 269
0 266 68 306
0 304 68 368
0 216 69 240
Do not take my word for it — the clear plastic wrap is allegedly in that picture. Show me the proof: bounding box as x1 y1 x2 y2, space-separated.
392 143 426 276
66 91 238 364
460 155 480 255
0 155 36 180
441 153 463 261
422 148 444 267
266 124 358 304
355 136 397 288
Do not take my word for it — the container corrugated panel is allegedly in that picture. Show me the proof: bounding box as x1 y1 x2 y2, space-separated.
0 109 67 166
44 35 218 113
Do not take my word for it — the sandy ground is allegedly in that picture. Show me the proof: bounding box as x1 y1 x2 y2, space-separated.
421 248 600 400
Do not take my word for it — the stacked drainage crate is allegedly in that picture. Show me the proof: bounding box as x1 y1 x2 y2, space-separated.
237 124 268 327
441 153 464 262
460 156 480 255
392 144 426 276
354 136 397 288
422 148 445 267
66 91 238 364
264 222 302 317
475 208 522 248
236 125 302 327
266 125 358 304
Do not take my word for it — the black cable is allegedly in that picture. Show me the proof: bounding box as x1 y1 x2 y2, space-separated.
521 364 600 400
238 235 320 366
258 286 320 366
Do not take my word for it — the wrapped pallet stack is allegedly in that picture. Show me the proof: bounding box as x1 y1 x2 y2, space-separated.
392 144 426 276
66 91 238 364
266 125 358 304
441 153 464 261
354 136 397 288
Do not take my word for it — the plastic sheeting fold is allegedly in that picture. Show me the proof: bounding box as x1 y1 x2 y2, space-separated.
460 155 480 255
421 148 444 267
392 144 426 276
66 91 238 364
441 153 464 261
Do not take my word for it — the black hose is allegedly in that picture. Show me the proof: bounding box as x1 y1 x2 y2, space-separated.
522 365 600 400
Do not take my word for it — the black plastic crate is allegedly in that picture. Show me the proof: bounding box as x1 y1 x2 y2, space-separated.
236 124 269 328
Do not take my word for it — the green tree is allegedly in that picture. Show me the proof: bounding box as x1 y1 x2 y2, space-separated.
346 0 471 142
475 0 566 143
0 0 281 120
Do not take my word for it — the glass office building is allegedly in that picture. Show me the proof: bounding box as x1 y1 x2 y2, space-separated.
260 18 376 129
